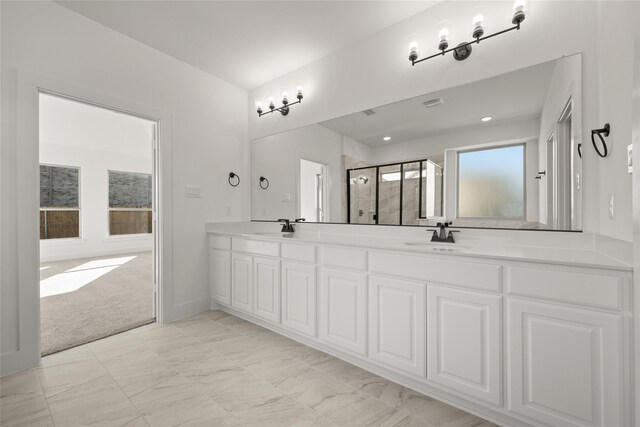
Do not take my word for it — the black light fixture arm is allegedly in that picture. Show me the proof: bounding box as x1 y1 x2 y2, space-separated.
257 98 302 117
257 87 304 117
411 22 521 66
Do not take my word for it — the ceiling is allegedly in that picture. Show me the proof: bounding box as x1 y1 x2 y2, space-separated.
320 59 557 148
55 0 439 90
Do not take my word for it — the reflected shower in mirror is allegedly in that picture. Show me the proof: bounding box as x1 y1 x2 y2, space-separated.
251 53 582 231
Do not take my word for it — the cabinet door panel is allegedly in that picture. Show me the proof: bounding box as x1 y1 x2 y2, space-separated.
231 253 253 313
369 275 426 377
427 286 501 405
209 249 231 305
507 299 623 427
282 261 316 337
320 268 367 356
253 257 280 324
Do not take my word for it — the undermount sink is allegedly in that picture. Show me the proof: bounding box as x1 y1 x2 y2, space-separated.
252 232 294 237
403 241 469 251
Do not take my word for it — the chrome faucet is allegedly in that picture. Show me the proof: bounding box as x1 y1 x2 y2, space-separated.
277 218 295 233
427 221 459 243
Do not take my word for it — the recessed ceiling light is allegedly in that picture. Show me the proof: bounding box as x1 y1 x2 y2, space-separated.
481 116 493 122
383 136 391 141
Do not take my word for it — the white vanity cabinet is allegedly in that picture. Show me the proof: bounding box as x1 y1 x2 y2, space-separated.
369 275 426 377
253 257 281 324
426 285 502 406
319 267 368 357
505 263 627 427
209 236 232 306
281 261 317 337
231 253 253 314
208 232 632 427
209 249 231 306
507 299 623 427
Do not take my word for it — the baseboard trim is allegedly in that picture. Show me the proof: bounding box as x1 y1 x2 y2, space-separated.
213 304 536 427
1 348 40 377
166 297 211 323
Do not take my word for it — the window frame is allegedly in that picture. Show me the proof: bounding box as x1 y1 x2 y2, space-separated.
107 169 153 237
455 142 526 220
39 163 82 240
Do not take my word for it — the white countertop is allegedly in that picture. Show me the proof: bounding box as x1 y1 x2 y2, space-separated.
206 222 633 272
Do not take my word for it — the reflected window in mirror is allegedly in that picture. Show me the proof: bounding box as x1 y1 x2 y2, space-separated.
457 144 525 219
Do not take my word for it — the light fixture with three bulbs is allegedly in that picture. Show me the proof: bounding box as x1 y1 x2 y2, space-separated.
409 0 527 65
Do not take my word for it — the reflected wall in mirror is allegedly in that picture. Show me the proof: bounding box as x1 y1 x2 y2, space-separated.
251 53 582 231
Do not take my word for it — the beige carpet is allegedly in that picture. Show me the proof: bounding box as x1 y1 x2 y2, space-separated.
40 252 155 356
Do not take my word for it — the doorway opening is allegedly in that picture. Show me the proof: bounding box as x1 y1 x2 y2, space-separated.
300 159 327 222
38 92 158 356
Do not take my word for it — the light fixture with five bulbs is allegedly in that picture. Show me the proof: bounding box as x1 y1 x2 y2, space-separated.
256 86 304 117
409 0 526 65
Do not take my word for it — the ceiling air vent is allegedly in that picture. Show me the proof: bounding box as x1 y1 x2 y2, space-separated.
423 98 444 108
362 109 376 116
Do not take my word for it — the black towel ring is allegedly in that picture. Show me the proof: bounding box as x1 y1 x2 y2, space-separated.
228 172 240 187
259 176 270 190
591 123 610 158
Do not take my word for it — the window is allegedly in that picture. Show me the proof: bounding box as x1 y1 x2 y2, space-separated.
40 164 80 239
457 144 525 219
108 170 152 235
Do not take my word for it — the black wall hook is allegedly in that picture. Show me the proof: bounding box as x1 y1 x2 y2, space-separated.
259 176 270 190
591 123 610 158
228 172 240 187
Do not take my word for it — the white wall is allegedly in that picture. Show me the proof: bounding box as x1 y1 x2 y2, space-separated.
596 2 635 242
1 0 248 374
252 124 343 221
370 118 540 164
39 94 154 262
248 1 609 236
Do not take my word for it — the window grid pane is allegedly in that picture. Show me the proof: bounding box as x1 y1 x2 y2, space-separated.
108 170 152 235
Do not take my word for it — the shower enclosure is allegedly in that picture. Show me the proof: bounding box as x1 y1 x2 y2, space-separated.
347 158 443 225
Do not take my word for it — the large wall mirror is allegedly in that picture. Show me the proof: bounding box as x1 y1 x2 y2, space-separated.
252 53 582 231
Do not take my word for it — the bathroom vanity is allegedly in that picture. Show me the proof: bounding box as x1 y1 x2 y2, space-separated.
207 223 633 427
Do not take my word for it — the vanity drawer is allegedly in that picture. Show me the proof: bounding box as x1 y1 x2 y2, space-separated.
506 266 623 310
369 251 501 292
282 242 316 263
232 238 280 257
321 246 367 271
210 235 231 250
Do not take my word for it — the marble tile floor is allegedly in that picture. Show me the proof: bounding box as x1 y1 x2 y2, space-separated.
0 310 499 427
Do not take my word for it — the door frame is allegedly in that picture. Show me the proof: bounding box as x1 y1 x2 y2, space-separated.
6 70 173 374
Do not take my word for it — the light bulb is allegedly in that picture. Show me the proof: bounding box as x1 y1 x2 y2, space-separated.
256 101 263 115
409 41 419 62
512 0 526 24
268 97 275 110
383 136 391 141
296 85 304 100
438 28 449 51
282 91 289 104
472 14 485 39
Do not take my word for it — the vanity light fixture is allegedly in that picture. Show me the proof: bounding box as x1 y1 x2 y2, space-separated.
408 0 526 65
256 86 304 117
481 116 493 122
